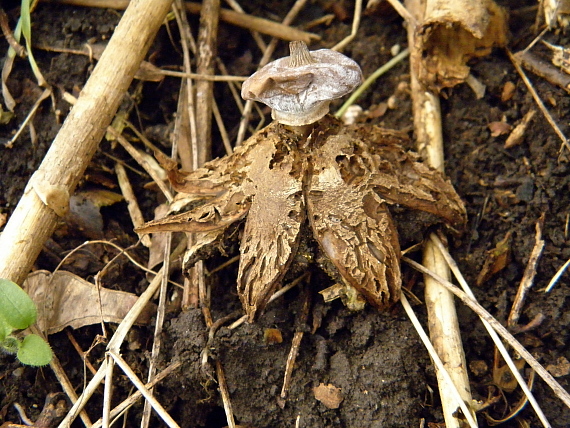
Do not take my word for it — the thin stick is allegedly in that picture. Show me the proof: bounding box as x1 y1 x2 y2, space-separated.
216 361 236 428
109 350 180 428
35 326 93 428
91 362 181 428
545 256 570 293
278 286 311 406
508 49 570 153
332 0 362 51
64 330 98 376
405 2 474 424
194 0 220 166
0 8 26 57
229 273 308 329
115 163 152 247
212 99 233 156
107 126 173 202
5 87 51 148
50 0 319 43
223 0 267 52
508 215 545 327
140 233 172 428
0 0 174 285
158 69 246 81
429 234 551 427
401 294 478 428
403 255 570 411
102 354 115 428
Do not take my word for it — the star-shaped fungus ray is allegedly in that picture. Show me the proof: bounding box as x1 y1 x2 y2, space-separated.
137 116 466 321
237 132 306 321
136 123 309 321
304 118 467 310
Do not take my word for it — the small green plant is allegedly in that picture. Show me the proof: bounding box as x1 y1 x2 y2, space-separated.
0 278 52 366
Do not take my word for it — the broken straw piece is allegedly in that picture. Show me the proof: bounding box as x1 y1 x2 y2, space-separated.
241 41 363 126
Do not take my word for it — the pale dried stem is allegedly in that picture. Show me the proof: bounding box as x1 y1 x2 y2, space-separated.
331 0 362 51
216 361 236 428
91 362 181 428
115 163 152 247
278 286 311 406
403 254 570 412
59 239 188 427
141 233 173 428
0 0 172 290
159 69 246 81
102 354 115 428
508 216 545 328
64 330 98 376
33 325 93 427
5 87 51 148
545 256 570 293
404 1 474 426
172 1 198 171
400 294 478 428
229 273 308 329
195 0 219 165
107 126 174 202
109 350 180 428
236 0 308 146
429 234 552 427
212 99 233 155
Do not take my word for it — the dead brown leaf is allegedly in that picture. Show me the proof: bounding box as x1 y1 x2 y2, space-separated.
24 270 156 334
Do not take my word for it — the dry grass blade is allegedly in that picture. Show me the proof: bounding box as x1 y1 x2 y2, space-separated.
545 256 570 292
429 234 552 428
403 255 570 412
4 87 52 148
91 362 181 428
140 233 173 428
115 163 152 247
332 0 362 51
109 349 180 428
400 294 478 428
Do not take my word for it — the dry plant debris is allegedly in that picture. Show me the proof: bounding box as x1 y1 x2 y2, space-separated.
313 383 343 409
138 43 466 321
409 0 507 90
23 270 156 334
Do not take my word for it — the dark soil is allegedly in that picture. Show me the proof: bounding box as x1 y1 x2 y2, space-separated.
1 1 570 427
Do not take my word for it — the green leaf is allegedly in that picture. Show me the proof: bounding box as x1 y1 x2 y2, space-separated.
16 334 52 366
0 278 37 329
1 336 20 354
0 314 13 341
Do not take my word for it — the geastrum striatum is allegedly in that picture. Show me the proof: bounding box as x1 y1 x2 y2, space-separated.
137 42 466 322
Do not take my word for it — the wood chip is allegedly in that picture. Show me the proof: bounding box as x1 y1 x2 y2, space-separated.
313 383 343 409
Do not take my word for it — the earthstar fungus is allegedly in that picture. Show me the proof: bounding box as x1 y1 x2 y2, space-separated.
241 41 363 126
137 43 466 322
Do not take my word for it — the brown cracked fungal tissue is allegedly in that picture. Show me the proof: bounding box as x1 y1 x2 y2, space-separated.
137 41 466 322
